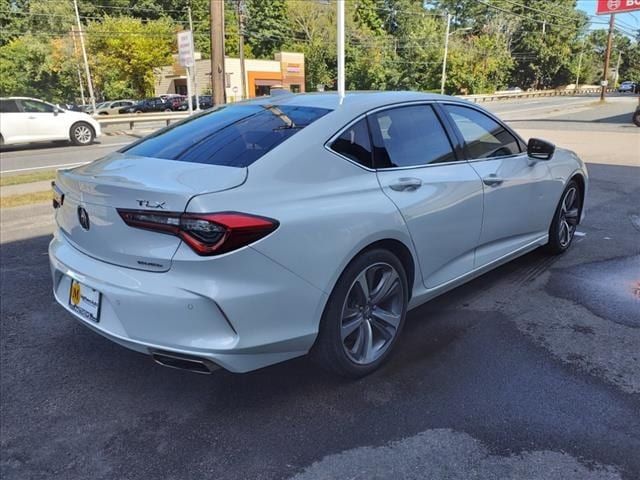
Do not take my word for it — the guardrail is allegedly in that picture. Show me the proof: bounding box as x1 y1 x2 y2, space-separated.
95 111 190 130
95 88 616 129
462 87 614 103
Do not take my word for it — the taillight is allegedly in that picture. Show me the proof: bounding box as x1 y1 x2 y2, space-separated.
117 209 278 256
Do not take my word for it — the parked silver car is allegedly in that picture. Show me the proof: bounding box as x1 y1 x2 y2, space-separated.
49 91 587 377
94 100 136 115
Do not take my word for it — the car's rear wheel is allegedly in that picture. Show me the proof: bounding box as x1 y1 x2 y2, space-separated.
69 122 95 146
164 108 172 112
312 248 408 378
546 180 582 254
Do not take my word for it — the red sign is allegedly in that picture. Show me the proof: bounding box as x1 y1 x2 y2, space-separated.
596 0 640 15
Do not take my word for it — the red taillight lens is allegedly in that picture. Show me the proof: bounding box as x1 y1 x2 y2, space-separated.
117 209 278 256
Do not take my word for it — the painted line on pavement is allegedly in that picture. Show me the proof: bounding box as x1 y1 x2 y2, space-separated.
0 141 131 160
1 161 91 174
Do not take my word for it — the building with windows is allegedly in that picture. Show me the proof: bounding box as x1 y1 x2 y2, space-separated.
154 51 305 102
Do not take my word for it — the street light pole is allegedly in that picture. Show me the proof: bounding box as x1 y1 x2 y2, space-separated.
600 14 615 101
574 48 583 92
613 50 622 88
337 0 345 104
440 13 451 95
73 0 95 112
188 5 200 111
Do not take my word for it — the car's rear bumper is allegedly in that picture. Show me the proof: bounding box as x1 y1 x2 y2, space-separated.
49 231 327 373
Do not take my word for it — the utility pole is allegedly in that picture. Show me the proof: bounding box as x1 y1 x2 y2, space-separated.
70 27 86 105
613 50 622 88
237 0 247 101
188 5 200 111
440 13 451 95
210 0 226 106
574 47 583 92
73 0 95 111
337 0 345 103
600 14 615 101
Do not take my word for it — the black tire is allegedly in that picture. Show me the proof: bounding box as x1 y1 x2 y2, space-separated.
135 110 143 114
546 180 582 255
164 108 172 112
633 110 640 127
311 248 408 378
69 122 95 146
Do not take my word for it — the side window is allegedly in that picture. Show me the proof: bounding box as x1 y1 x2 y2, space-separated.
0 99 20 113
368 105 456 168
20 99 55 113
330 118 373 168
444 105 520 159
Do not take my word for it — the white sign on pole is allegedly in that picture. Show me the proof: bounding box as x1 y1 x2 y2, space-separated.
177 30 195 67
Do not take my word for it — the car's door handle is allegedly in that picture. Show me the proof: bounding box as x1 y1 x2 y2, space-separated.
482 175 504 187
390 177 423 192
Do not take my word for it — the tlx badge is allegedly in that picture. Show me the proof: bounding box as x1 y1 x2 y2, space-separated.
136 200 166 209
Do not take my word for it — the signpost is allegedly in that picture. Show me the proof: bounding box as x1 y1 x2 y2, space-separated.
177 30 195 114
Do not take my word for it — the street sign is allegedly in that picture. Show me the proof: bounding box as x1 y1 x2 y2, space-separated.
177 30 195 67
596 0 640 15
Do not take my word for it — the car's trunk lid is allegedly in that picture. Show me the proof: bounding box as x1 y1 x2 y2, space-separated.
55 153 247 271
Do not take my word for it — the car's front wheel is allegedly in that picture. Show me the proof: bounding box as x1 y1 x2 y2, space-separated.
69 122 95 146
312 248 408 378
546 180 582 254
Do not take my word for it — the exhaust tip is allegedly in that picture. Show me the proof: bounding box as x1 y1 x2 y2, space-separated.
150 350 218 375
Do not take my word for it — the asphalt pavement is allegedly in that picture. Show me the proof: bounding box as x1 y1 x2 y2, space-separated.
1 93 639 480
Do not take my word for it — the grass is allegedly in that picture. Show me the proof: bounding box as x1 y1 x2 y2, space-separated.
0 191 51 209
0 169 57 187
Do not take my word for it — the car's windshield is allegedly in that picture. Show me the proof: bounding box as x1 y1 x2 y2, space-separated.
122 104 331 168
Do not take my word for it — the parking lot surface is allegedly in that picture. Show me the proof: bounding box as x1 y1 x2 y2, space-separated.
1 96 639 479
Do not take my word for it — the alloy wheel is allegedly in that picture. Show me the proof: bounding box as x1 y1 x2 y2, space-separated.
340 262 404 365
558 186 579 248
74 125 92 144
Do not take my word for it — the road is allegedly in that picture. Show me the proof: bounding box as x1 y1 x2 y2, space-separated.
1 92 637 174
1 94 639 480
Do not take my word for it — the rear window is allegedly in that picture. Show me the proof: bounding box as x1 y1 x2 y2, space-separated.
123 104 331 167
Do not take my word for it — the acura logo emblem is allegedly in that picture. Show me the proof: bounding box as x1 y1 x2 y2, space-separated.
77 206 90 231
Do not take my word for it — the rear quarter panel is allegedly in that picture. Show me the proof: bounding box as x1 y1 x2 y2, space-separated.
186 140 419 300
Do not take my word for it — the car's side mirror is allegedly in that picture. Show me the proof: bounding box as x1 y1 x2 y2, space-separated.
527 138 555 160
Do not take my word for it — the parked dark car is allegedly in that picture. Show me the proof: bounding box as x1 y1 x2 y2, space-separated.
119 98 171 114
166 95 187 111
178 95 214 111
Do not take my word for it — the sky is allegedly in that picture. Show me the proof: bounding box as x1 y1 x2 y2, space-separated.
576 0 640 38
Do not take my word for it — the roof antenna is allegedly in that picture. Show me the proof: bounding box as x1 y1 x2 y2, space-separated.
337 0 345 105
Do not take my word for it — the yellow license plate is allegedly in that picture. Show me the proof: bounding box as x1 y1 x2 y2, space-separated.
68 279 101 322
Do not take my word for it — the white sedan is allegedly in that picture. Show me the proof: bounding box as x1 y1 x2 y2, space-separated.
0 97 101 146
49 91 587 377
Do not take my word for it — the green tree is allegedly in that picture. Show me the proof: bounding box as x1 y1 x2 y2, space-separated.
245 0 289 58
0 35 77 101
86 16 176 99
